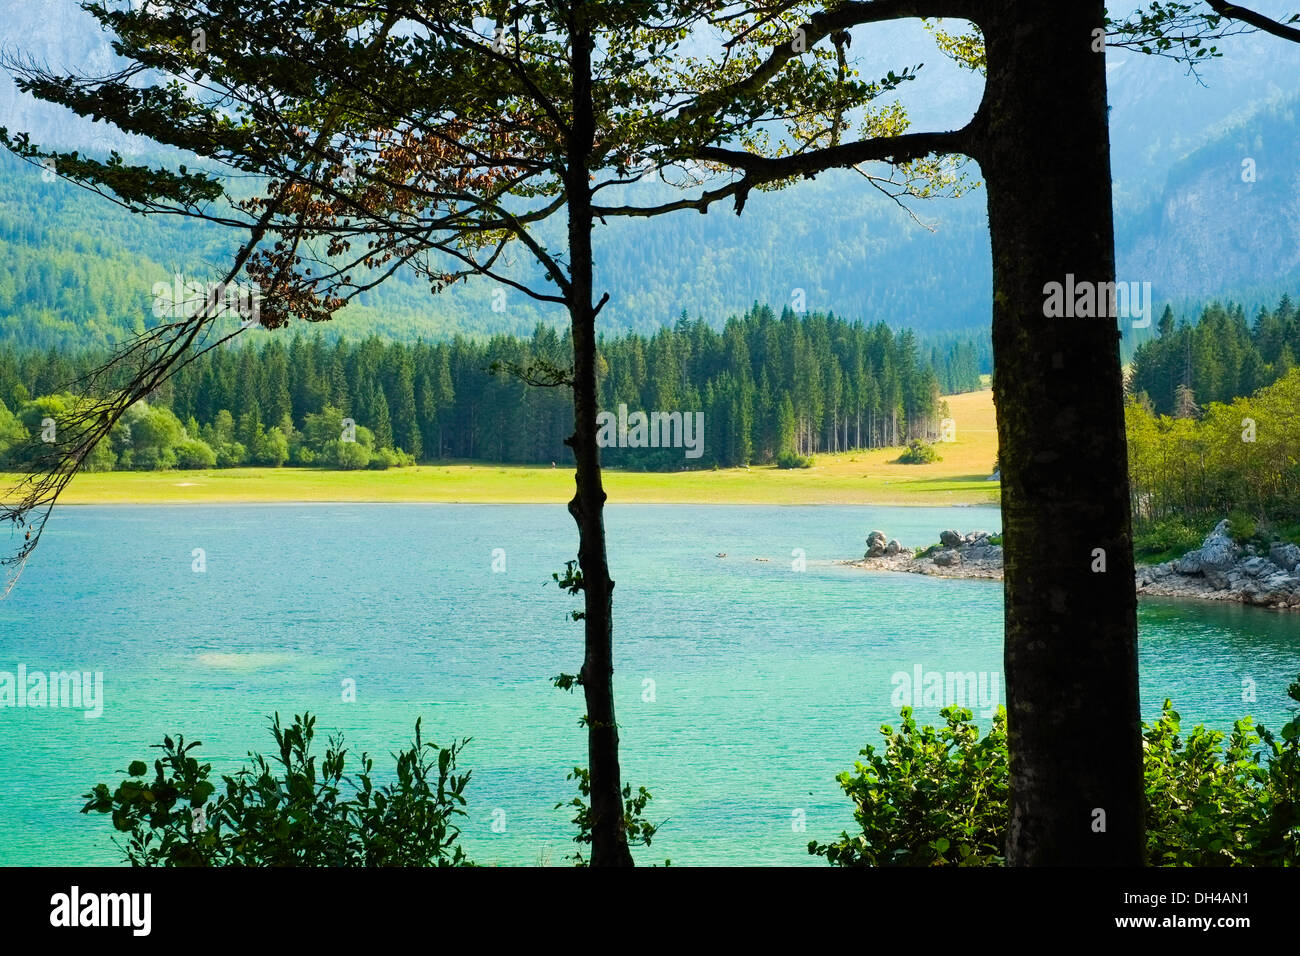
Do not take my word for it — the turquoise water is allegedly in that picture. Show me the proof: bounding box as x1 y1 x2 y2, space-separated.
0 504 1297 866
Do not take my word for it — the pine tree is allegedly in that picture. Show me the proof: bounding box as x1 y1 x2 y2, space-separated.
372 386 393 451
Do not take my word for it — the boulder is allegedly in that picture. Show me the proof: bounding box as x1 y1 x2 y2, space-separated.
865 530 889 558
1175 519 1239 577
885 538 902 556
1242 572 1300 606
933 549 962 567
1241 557 1282 578
939 529 964 548
1269 541 1300 573
1206 566 1238 590
1146 562 1174 581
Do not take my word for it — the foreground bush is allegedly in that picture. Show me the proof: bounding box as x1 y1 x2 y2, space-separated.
82 713 472 866
812 676 1300 866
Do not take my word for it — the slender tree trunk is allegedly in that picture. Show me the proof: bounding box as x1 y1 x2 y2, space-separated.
977 0 1143 865
564 3 633 868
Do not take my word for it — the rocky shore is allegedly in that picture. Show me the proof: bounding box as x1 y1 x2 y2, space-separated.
1135 519 1300 610
844 528 1005 580
846 520 1300 610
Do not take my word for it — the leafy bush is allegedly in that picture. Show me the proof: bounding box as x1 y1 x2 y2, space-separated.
896 439 941 464
1267 520 1300 548
1133 516 1212 562
215 440 248 468
251 426 289 466
174 437 217 469
1227 509 1258 546
330 439 372 470
776 450 814 469
82 713 473 867
1144 694 1300 865
0 399 29 467
810 706 1009 866
82 438 116 472
811 676 1300 866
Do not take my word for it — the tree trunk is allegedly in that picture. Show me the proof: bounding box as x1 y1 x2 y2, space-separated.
977 0 1143 865
564 3 633 868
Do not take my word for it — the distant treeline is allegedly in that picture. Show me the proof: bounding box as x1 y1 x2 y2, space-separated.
0 306 985 471
1129 295 1300 415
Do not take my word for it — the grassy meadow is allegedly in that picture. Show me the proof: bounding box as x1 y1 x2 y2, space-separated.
5 389 1000 507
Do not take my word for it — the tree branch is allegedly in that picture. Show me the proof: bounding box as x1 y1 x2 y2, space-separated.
696 127 973 211
1204 0 1300 41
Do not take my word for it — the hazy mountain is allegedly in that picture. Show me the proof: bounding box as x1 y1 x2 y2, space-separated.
3 1 1300 348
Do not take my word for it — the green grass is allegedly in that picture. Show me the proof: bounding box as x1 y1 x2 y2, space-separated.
3 390 1002 507
3 460 1001 506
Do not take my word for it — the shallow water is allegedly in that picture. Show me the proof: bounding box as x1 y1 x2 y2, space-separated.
0 504 1296 865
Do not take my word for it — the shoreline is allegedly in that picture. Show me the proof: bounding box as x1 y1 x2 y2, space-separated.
844 521 1300 612
840 556 1300 607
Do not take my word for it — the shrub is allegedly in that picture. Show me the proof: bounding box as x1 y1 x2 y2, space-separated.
1226 510 1258 546
128 444 178 471
1142 699 1299 866
252 426 289 467
776 450 814 469
1267 520 1300 548
896 439 941 464
329 439 371 470
215 440 247 468
81 438 117 472
82 713 473 867
1133 517 1211 562
810 706 1009 866
174 437 217 469
810 676 1300 866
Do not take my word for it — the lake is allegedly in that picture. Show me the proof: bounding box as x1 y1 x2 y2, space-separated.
1 504 1297 866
